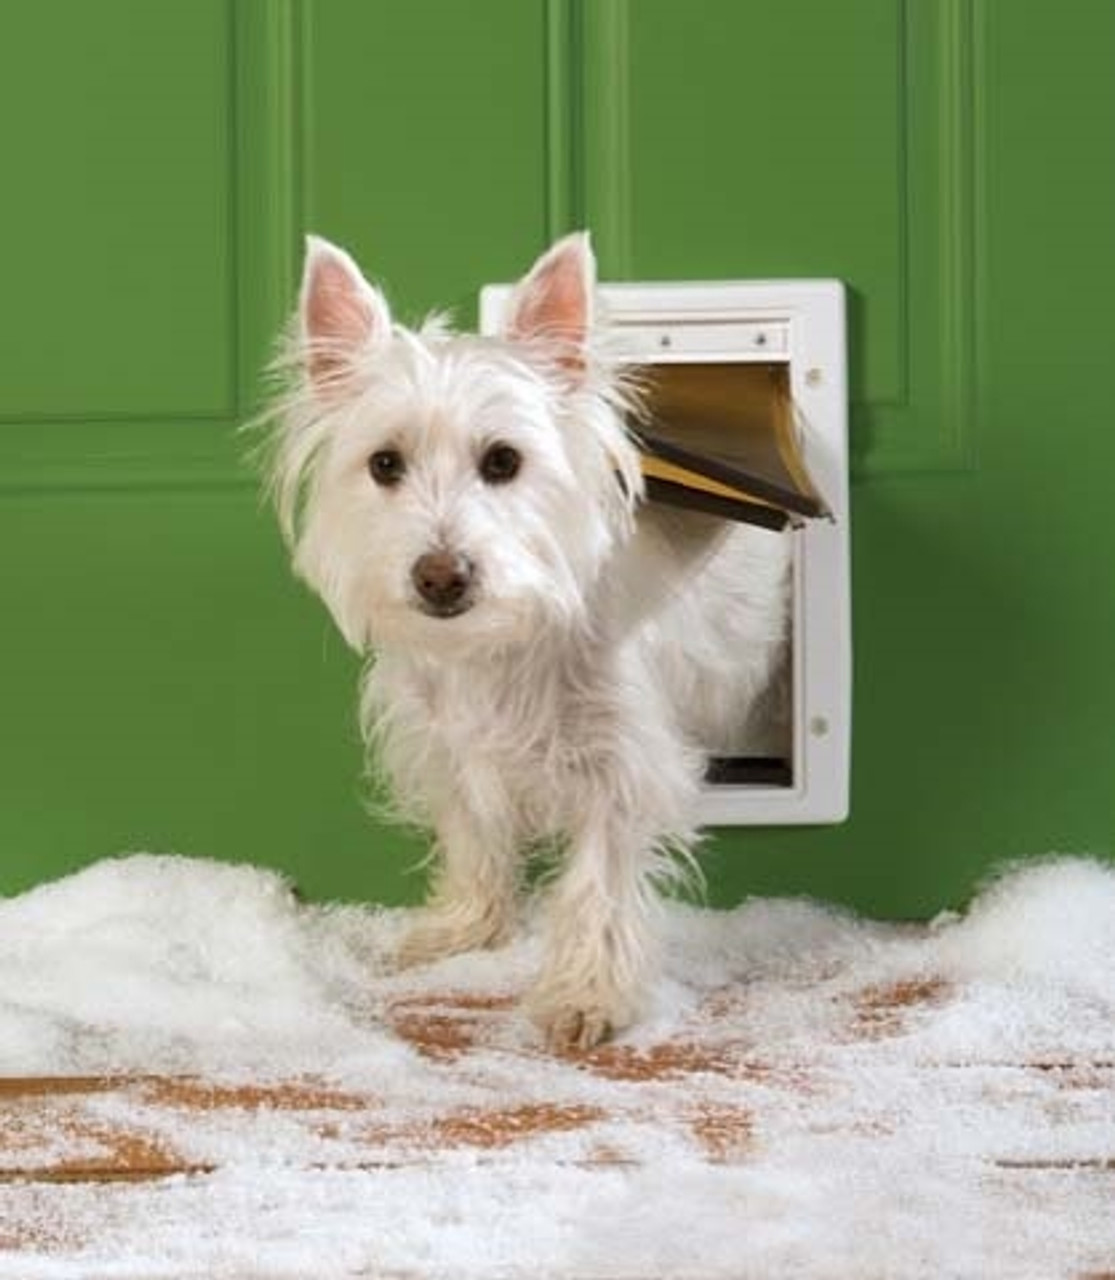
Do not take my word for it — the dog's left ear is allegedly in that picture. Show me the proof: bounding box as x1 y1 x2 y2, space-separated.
504 232 594 368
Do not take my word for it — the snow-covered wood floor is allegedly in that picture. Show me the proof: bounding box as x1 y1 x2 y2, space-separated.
3 854 1115 1277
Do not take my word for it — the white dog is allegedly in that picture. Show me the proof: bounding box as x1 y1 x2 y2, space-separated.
265 232 791 1050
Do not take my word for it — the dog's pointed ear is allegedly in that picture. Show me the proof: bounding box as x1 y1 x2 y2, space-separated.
504 231 594 365
299 235 391 387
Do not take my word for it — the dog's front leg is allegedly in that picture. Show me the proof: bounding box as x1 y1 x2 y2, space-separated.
528 800 663 1052
396 796 518 970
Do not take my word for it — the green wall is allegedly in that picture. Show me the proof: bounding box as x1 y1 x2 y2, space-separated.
2 1 1114 916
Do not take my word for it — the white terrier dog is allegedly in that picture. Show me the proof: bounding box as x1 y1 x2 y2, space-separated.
265 232 791 1050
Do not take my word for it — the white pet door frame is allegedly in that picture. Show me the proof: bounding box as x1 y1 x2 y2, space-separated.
480 279 850 826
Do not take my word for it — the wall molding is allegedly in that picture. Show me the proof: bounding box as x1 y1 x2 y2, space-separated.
1 0 978 492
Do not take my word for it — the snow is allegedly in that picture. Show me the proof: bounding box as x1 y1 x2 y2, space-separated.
2 852 1115 1277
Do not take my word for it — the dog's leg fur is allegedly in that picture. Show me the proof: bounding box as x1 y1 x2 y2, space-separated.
397 800 518 968
527 655 700 1050
529 805 661 1050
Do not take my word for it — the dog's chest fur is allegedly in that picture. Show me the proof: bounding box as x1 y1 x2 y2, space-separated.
368 630 630 837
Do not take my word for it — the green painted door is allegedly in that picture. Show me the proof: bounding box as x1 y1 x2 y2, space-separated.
2 1 1113 917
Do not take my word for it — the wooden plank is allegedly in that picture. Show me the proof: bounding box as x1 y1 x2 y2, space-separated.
0 1074 380 1185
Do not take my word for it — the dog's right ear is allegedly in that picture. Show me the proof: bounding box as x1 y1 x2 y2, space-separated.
299 236 392 388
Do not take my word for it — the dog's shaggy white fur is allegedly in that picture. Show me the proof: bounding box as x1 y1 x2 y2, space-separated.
264 233 791 1048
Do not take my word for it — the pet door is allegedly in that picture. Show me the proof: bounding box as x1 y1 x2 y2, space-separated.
479 278 850 825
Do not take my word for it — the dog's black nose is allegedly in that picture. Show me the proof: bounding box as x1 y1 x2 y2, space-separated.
411 551 474 613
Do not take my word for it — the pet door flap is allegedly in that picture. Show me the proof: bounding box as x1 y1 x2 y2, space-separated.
636 362 830 531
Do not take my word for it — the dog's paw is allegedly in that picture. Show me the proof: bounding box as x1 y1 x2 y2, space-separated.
538 1006 615 1053
527 982 638 1053
395 909 507 971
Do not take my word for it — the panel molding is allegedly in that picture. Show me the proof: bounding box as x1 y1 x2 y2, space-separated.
579 0 632 279
544 0 578 241
563 0 979 478
0 0 238 430
935 0 979 472
235 0 302 421
0 1 299 493
850 0 978 475
543 0 633 276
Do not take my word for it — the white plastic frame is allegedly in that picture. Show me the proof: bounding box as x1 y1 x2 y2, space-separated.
480 279 850 825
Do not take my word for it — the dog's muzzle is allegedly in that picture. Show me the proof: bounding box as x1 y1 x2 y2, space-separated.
411 551 475 618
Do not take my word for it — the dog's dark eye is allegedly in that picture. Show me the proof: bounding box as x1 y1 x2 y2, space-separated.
479 443 521 485
369 449 406 487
